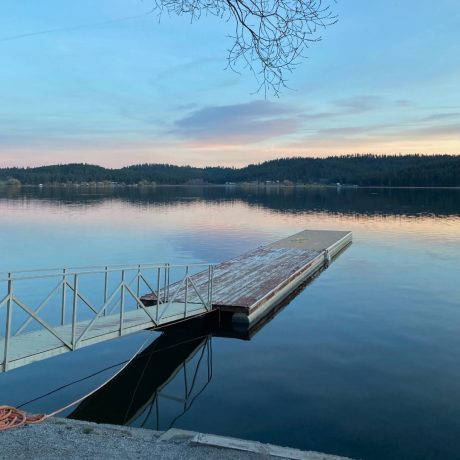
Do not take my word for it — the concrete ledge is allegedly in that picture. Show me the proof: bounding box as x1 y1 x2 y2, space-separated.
192 432 354 460
0 417 355 460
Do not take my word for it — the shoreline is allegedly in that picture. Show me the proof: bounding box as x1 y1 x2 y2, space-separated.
0 417 354 460
1 183 459 190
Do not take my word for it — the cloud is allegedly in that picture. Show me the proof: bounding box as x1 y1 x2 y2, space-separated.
171 100 300 145
401 122 460 139
284 95 383 124
419 113 460 122
151 58 221 83
395 99 414 107
315 124 392 137
332 95 382 113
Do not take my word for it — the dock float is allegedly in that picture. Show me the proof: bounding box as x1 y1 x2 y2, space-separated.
1 229 351 372
142 229 352 327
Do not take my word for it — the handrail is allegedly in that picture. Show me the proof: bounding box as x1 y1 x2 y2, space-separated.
0 262 217 282
0 262 215 372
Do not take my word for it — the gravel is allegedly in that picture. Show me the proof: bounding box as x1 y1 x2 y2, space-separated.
0 418 353 460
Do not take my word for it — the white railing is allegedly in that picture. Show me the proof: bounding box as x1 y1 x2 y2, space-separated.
0 263 215 372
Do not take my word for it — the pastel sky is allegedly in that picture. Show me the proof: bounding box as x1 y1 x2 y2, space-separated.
1 0 459 167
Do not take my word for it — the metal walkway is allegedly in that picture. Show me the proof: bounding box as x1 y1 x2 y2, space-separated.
0 263 214 372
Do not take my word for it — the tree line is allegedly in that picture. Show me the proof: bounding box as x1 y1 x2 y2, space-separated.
1 155 459 187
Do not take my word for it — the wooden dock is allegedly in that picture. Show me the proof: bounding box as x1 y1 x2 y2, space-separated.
1 229 351 372
142 229 352 326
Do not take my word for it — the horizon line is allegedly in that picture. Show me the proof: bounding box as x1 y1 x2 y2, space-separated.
1 153 459 171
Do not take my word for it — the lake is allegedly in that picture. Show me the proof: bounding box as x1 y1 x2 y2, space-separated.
1 185 459 460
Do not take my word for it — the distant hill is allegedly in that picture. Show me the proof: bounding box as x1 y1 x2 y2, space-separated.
1 155 459 187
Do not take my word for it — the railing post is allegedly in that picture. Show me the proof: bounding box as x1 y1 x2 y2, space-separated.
163 264 168 303
136 265 141 309
156 267 161 322
71 274 78 349
3 273 13 372
184 266 189 318
209 265 214 309
120 270 125 335
167 264 170 301
61 268 66 325
103 266 108 316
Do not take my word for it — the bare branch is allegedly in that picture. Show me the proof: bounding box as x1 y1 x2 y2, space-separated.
150 0 337 95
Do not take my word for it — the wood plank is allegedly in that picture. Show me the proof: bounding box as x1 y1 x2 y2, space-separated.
142 230 352 312
192 247 321 309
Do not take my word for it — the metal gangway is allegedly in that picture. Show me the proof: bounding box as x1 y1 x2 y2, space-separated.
0 263 215 372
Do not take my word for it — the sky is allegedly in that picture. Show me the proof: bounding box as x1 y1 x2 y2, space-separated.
0 0 459 168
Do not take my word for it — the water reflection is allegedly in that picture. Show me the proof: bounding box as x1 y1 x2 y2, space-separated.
1 185 459 217
1 186 460 460
67 275 310 430
69 325 213 430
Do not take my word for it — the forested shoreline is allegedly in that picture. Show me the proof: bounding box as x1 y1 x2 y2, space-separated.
1 155 459 187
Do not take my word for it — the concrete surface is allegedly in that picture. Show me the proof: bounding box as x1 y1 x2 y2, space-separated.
0 418 355 460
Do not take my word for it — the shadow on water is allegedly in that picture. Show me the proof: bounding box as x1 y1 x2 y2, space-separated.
69 322 214 430
1 186 459 217
67 313 233 430
67 267 320 429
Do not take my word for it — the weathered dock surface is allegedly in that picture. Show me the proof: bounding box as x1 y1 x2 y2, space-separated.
143 229 352 326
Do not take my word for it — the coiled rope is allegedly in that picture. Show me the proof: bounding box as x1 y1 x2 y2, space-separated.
0 406 45 430
0 332 154 431
0 305 214 432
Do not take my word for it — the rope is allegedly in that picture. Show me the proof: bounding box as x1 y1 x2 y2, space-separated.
0 406 45 430
0 332 154 431
0 302 215 431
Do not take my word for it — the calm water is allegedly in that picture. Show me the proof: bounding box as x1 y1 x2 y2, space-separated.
1 186 460 460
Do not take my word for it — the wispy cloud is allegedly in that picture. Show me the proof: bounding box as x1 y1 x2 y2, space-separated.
419 113 460 122
291 95 383 124
332 95 382 113
171 100 300 145
400 122 460 139
151 58 221 83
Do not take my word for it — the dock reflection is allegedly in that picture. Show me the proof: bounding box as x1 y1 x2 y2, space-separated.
68 276 313 429
69 327 212 430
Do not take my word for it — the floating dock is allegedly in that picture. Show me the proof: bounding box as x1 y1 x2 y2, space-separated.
1 229 351 372
142 229 352 326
